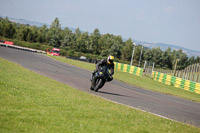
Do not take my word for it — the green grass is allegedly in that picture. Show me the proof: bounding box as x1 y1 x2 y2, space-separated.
49 55 200 102
1 58 200 132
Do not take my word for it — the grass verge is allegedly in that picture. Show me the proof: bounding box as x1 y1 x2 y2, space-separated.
1 57 200 132
49 55 200 102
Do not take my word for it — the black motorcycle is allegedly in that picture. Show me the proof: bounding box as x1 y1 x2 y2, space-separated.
90 66 111 92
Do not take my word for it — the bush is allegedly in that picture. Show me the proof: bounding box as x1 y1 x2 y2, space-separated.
68 49 75 57
40 45 52 51
60 49 68 56
76 52 82 57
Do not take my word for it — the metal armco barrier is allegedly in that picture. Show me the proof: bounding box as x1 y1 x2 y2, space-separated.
114 62 143 77
0 43 46 54
152 71 200 94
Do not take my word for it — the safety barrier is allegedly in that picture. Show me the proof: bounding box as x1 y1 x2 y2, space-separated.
0 43 46 54
152 71 200 94
114 62 143 77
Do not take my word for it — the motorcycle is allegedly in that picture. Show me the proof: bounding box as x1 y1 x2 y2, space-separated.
90 66 111 92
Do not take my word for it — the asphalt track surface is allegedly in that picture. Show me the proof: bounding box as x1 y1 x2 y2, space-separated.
1 46 200 127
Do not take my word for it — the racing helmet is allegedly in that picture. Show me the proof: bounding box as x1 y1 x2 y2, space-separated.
107 55 114 64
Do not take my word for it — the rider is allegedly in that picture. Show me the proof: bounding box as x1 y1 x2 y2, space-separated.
91 55 115 82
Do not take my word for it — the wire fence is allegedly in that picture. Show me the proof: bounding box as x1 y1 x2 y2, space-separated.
174 63 200 83
143 61 200 83
143 61 154 77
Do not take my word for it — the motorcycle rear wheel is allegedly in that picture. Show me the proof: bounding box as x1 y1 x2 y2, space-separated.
90 84 94 91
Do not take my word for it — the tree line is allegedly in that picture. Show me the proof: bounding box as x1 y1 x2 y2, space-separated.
0 17 199 70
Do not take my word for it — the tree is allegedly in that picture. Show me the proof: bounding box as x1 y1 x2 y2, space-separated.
162 48 173 69
4 22 16 38
47 18 62 47
160 50 170 69
99 34 115 56
37 24 48 43
0 17 16 38
195 56 200 63
143 49 153 62
26 27 33 42
176 50 188 70
15 25 29 41
75 28 81 39
26 26 39 42
187 56 195 66
76 32 89 53
145 47 163 68
109 35 123 58
89 28 101 54
61 27 76 50
108 43 121 58
121 38 133 61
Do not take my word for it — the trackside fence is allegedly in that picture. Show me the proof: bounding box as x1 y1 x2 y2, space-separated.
114 62 143 77
0 43 46 54
152 71 200 94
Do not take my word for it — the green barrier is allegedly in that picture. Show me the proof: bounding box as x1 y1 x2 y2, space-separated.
114 62 143 77
152 71 200 95
180 79 185 89
162 74 167 84
127 65 131 73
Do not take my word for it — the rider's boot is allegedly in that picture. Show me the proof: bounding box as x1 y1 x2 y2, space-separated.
90 71 95 81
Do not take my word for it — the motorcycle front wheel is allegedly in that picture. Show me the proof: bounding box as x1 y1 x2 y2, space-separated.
94 78 102 92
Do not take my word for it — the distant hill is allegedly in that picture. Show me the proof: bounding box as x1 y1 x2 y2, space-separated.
1 15 200 57
0 15 76 32
134 40 200 57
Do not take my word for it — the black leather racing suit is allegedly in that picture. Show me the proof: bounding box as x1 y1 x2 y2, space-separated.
93 58 114 82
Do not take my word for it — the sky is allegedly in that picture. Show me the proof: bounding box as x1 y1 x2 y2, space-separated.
0 0 200 51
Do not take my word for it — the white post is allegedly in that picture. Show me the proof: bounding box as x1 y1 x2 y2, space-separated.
138 46 143 67
143 60 147 76
130 43 135 66
143 60 147 70
151 63 155 77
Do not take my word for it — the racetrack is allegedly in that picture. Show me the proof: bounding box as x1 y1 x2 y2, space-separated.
1 46 200 127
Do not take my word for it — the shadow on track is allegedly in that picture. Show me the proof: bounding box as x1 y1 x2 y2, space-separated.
98 91 136 99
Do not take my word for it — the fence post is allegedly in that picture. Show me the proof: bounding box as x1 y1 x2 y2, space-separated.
143 60 147 70
143 61 147 76
197 74 200 83
138 46 143 67
192 64 195 81
173 59 179 76
130 45 135 66
180 70 181 77
195 63 197 73
186 66 189 80
151 63 155 77
197 64 200 82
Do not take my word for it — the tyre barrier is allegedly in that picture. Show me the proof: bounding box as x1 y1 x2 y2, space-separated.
152 71 200 94
114 62 143 77
67 57 100 64
0 43 46 54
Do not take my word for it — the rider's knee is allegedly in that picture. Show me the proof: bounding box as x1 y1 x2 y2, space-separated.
107 76 113 82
